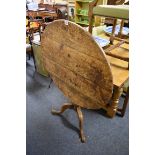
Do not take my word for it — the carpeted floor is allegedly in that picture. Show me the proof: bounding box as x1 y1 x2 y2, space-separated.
26 58 129 155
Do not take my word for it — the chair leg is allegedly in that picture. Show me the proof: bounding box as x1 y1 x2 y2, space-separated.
110 18 117 44
117 87 129 117
118 19 124 38
76 106 86 143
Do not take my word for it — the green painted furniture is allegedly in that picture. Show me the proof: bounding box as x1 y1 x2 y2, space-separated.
75 0 103 26
93 5 129 19
75 0 93 26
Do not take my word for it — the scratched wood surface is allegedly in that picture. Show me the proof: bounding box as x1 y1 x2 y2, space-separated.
41 20 113 109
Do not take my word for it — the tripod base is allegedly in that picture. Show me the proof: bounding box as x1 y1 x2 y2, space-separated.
51 103 86 143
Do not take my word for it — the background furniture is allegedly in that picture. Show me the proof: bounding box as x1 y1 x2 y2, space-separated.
26 17 39 69
104 0 128 26
75 0 103 26
88 0 129 116
32 39 49 77
41 20 129 142
75 0 92 26
27 10 58 22
26 13 49 76
89 1 129 63
57 6 68 19
38 2 68 19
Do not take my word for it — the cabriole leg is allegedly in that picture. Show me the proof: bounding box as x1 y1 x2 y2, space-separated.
76 106 86 143
51 103 73 115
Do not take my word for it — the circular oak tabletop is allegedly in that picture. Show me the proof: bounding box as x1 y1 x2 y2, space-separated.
41 20 113 109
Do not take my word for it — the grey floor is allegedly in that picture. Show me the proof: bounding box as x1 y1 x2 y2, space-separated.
26 58 129 155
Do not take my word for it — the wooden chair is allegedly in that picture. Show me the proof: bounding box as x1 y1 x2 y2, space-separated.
88 0 129 113
26 15 44 40
41 20 129 142
88 0 129 64
26 16 43 70
26 38 36 70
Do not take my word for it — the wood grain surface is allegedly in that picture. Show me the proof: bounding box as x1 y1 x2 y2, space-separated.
41 20 113 109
